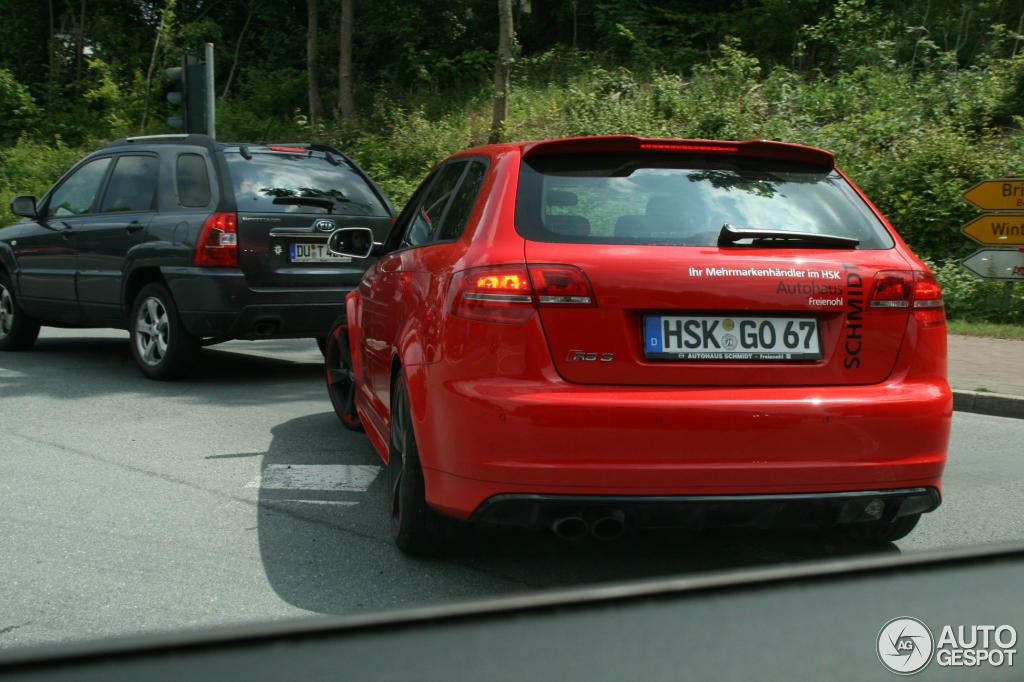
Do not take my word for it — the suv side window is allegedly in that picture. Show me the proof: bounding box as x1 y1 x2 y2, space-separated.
436 160 487 242
176 153 212 208
400 160 467 249
100 155 160 213
46 156 112 217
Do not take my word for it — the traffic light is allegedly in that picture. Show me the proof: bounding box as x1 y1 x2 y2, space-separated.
166 55 208 133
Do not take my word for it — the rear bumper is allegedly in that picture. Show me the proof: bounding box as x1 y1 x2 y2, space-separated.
469 487 941 530
162 267 349 339
409 364 951 520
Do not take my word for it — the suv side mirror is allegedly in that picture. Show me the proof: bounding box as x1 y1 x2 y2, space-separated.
326 227 374 259
10 195 37 218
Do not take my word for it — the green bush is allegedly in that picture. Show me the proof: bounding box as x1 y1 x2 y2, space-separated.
930 260 1024 324
0 136 102 226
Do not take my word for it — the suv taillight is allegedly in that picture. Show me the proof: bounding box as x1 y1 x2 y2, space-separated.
869 270 944 327
193 212 238 267
449 264 598 324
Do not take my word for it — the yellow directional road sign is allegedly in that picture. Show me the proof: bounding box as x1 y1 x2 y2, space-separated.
962 179 1024 211
961 214 1024 246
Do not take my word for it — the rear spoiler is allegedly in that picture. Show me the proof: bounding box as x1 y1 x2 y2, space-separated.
520 135 835 169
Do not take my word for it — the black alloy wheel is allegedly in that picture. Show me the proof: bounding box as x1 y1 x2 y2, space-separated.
325 321 363 431
0 272 40 352
389 368 464 555
129 282 201 380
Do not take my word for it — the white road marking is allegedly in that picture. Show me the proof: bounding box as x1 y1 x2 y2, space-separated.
262 500 359 506
245 464 380 491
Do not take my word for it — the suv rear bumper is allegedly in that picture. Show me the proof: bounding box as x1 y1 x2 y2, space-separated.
162 267 348 339
469 487 941 530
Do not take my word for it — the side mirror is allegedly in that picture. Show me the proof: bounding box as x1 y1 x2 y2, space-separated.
326 227 374 259
10 195 37 218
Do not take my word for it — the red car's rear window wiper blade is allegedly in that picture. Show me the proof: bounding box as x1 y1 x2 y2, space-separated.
717 223 859 249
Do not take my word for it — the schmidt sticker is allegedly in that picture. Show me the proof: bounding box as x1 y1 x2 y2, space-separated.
878 617 934 675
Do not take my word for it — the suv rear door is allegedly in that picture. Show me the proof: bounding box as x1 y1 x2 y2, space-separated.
76 153 159 320
225 146 394 289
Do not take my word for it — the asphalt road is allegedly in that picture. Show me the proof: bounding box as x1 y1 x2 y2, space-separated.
1 328 1022 652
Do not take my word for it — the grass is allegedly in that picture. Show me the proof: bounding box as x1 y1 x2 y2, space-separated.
946 320 1024 340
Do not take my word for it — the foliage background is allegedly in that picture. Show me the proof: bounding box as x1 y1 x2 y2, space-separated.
1 0 1023 320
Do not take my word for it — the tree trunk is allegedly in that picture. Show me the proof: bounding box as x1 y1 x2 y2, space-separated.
307 0 325 125
140 17 164 131
223 2 254 98
76 0 86 81
489 0 514 144
337 0 356 122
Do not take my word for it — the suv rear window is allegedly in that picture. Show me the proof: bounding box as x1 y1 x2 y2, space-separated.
225 150 387 217
515 154 894 249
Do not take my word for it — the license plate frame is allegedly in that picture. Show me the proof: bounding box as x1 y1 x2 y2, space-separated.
643 314 822 361
289 242 353 263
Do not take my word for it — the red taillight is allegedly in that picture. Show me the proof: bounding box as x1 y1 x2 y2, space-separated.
193 212 238 267
869 271 913 308
528 265 596 306
450 266 535 324
912 271 945 327
869 270 945 327
449 264 598 324
268 146 307 153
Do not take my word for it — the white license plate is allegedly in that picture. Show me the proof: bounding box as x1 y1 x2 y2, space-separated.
289 243 352 263
644 315 821 361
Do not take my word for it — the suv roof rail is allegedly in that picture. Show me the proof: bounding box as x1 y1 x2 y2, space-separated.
105 133 220 155
123 134 190 143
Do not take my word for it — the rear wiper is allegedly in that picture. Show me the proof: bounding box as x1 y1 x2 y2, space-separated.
272 197 337 213
717 223 859 249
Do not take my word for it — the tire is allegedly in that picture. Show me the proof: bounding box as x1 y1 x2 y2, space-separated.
325 322 363 432
129 282 201 380
315 336 328 357
0 272 40 352
832 514 921 542
389 368 465 555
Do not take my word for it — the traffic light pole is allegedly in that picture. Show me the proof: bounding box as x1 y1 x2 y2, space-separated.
205 43 216 139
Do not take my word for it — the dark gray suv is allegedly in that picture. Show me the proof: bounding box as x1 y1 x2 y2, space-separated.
0 134 394 379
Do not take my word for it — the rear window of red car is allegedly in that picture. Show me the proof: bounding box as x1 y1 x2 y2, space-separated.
514 153 895 249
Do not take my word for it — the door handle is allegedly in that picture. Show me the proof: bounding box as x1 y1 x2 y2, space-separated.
59 222 75 239
125 221 145 234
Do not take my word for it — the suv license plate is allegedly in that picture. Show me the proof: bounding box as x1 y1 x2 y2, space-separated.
644 315 821 361
289 243 352 263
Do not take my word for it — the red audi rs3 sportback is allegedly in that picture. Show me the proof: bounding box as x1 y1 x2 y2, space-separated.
323 136 950 555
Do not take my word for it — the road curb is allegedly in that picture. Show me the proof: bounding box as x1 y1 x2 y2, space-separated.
953 389 1024 420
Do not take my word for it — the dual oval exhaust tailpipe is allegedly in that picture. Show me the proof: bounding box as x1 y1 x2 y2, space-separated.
550 509 625 540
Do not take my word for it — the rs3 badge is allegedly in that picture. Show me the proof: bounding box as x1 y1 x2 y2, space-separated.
566 351 614 362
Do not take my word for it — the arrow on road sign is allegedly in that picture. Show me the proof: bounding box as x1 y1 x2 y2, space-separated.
960 248 1024 280
962 179 1024 211
961 214 1024 246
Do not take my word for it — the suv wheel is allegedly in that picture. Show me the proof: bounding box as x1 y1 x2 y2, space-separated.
130 283 201 380
0 272 41 351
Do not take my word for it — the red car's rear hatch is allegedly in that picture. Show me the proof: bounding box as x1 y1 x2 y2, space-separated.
515 137 913 387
